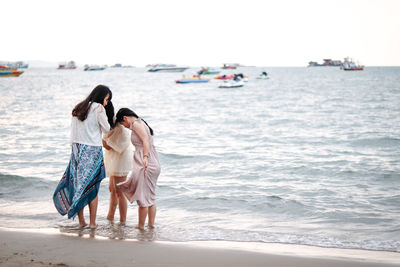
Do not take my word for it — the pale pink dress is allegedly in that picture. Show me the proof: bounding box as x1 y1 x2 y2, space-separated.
117 119 161 207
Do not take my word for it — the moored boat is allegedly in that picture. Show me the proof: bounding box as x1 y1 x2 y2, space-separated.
148 66 189 72
84 65 106 71
0 65 23 77
221 63 238 69
4 61 29 69
176 75 209 83
58 61 77 69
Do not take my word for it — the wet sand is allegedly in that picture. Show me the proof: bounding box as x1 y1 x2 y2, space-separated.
0 228 399 267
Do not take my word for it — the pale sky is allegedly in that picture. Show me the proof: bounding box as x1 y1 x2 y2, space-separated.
2 0 400 67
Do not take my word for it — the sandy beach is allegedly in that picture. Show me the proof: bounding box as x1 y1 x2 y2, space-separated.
0 228 399 267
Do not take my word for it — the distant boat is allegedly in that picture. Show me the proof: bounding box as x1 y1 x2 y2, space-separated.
148 66 189 72
176 75 209 83
221 63 237 69
342 57 364 71
197 67 220 75
308 59 342 67
58 61 77 69
5 61 29 69
0 65 23 77
84 65 106 71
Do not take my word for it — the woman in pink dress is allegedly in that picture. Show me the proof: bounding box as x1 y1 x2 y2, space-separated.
115 108 161 229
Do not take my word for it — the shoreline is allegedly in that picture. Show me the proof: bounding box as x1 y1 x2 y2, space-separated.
0 227 399 267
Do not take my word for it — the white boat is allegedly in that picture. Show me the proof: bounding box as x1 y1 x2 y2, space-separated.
4 61 29 69
84 65 106 71
219 79 245 88
148 66 189 72
342 57 364 71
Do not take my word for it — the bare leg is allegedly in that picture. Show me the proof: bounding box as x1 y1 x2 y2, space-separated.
77 208 86 227
107 176 118 221
148 205 156 228
137 206 148 229
88 196 98 229
114 176 128 223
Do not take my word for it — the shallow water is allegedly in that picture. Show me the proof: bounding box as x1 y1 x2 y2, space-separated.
0 66 399 252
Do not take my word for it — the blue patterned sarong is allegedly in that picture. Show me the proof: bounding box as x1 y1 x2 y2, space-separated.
53 143 105 219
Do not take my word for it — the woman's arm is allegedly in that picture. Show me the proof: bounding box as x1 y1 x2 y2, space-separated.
132 120 150 168
96 104 110 134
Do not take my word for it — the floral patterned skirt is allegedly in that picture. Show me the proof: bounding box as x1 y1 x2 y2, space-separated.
53 143 105 219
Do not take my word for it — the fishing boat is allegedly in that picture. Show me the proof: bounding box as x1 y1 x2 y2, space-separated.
342 57 364 71
148 66 189 72
0 65 24 77
58 61 77 69
176 75 209 83
84 65 106 71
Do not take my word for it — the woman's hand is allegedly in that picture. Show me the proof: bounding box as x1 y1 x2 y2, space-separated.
102 139 112 150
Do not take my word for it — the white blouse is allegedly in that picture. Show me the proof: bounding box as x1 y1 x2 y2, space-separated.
70 102 110 146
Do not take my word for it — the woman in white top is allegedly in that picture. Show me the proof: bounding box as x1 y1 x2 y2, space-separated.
53 85 113 229
102 113 133 224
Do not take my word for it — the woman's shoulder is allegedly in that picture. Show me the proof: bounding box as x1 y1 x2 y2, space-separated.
90 102 105 113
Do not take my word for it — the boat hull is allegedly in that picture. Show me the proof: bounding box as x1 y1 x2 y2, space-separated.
84 68 105 71
343 68 364 71
0 71 23 77
176 79 209 83
148 67 189 72
219 84 244 88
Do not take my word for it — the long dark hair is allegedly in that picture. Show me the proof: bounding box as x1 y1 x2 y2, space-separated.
116 108 154 135
72 85 113 125
105 101 115 128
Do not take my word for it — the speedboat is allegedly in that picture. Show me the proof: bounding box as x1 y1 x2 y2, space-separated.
84 65 106 71
218 79 244 88
0 65 23 77
148 66 189 72
176 75 209 83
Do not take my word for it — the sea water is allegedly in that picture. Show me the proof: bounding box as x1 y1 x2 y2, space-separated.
0 66 399 252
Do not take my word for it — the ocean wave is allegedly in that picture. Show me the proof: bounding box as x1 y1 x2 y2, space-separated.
0 173 55 201
351 137 400 147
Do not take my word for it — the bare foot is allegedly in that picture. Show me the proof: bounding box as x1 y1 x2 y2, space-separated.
79 223 88 229
89 224 98 229
148 225 155 229
135 225 145 230
107 215 114 221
